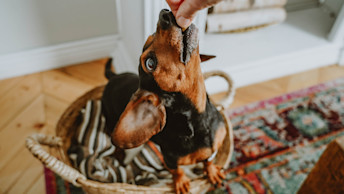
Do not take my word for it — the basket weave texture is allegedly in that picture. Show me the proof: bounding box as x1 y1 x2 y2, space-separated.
26 72 234 193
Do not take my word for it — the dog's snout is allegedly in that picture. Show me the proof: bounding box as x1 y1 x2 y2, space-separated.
159 9 175 29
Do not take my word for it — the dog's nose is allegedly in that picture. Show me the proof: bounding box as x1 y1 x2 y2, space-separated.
159 9 175 30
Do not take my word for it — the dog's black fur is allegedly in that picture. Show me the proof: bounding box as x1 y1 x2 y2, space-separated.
102 59 139 135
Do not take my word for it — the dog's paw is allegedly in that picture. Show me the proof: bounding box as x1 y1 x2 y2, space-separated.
172 169 191 194
204 162 225 185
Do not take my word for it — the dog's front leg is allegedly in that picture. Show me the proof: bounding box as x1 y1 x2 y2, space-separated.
203 161 225 185
170 167 190 194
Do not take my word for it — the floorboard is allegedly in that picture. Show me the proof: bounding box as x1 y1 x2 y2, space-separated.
0 74 42 130
44 94 70 127
26 173 45 194
0 95 45 171
0 147 39 193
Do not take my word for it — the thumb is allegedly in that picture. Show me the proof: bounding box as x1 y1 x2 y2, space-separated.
175 0 223 29
175 1 198 29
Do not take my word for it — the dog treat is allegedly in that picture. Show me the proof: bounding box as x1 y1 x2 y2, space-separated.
207 8 286 33
180 24 188 32
211 0 287 13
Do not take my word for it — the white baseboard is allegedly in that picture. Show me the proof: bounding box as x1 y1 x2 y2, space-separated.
0 35 120 80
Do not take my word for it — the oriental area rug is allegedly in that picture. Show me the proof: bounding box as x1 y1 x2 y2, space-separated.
44 77 344 194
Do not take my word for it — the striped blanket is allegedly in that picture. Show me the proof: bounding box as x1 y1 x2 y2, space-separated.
67 99 203 186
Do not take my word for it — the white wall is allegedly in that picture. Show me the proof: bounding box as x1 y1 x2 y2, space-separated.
0 0 118 55
325 0 344 16
120 0 145 67
114 0 208 74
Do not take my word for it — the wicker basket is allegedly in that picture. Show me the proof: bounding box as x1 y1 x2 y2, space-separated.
26 71 234 194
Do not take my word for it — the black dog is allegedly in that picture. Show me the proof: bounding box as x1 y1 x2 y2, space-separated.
102 9 226 194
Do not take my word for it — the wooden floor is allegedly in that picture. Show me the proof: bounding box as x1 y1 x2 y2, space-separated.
0 58 343 194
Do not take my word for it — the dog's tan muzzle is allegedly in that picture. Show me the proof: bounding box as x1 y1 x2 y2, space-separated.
158 9 199 64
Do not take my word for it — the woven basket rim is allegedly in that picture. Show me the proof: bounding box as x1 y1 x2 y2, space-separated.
28 71 235 193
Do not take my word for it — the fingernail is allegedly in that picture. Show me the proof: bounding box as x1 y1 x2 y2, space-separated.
177 16 191 29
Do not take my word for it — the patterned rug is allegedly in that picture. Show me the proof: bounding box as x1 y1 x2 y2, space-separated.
44 77 344 194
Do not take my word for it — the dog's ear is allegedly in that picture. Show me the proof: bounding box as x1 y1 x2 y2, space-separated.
111 90 166 149
200 54 216 62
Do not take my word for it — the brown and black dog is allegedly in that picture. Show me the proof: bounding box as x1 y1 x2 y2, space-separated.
102 9 226 193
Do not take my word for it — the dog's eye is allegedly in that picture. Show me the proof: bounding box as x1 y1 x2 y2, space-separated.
145 57 156 72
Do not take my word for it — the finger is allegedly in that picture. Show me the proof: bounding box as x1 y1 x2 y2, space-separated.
212 177 217 184
182 184 188 193
216 166 226 178
184 181 190 193
166 0 183 16
180 183 186 194
175 184 181 194
214 174 222 184
175 0 198 28
209 175 215 184
218 171 226 179
176 0 222 28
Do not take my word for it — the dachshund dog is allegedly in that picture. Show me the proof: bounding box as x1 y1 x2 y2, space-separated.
102 9 226 193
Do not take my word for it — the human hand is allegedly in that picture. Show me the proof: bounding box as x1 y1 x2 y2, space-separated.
166 0 223 29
